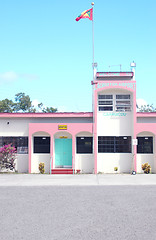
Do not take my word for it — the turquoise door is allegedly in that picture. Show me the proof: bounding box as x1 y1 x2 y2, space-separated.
55 139 72 167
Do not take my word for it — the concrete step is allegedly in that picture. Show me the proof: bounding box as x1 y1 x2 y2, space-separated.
51 169 74 174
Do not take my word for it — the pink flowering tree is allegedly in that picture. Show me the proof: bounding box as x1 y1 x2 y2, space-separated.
0 144 17 171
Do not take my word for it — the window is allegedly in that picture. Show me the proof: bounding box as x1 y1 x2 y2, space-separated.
34 137 50 153
115 95 131 112
98 95 113 111
76 137 93 154
3 137 17 149
115 136 131 153
0 137 28 154
98 136 114 153
17 137 28 154
98 136 131 153
98 94 132 112
137 137 153 154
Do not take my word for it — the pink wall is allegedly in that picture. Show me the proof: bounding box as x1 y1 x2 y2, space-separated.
136 123 156 135
29 122 93 173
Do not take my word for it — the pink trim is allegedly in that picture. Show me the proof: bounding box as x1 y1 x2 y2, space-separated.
137 112 156 117
94 91 98 174
96 72 133 78
28 130 32 173
0 112 93 118
133 88 137 172
50 135 53 171
72 136 76 169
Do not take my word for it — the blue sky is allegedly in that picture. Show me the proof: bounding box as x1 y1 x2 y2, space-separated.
0 0 156 112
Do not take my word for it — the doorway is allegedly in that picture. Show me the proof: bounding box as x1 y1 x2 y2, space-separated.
55 139 72 168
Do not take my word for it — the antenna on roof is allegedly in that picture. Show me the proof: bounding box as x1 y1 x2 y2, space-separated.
108 64 122 72
130 61 136 81
130 61 136 68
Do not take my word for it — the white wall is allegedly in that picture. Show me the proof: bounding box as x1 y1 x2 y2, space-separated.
15 154 28 173
154 155 156 173
74 132 94 173
97 89 134 136
31 154 50 173
97 153 133 173
0 118 30 136
97 89 134 173
0 119 29 173
31 132 51 173
75 154 94 173
137 154 154 173
97 112 133 136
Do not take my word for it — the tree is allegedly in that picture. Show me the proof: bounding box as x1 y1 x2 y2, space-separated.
0 99 15 112
0 93 57 113
15 92 33 112
138 104 156 112
42 107 57 113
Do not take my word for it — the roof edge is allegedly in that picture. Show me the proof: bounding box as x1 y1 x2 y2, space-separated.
137 112 156 117
0 112 93 118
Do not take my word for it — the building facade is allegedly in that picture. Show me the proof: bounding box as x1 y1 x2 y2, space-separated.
0 69 156 174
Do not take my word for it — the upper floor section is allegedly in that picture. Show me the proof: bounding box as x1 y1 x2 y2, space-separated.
96 72 134 81
93 69 136 94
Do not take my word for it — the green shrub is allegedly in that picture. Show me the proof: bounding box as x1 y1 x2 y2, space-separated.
39 162 45 174
142 163 151 174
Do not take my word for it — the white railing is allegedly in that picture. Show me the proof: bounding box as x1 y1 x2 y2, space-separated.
72 156 75 175
50 156 52 174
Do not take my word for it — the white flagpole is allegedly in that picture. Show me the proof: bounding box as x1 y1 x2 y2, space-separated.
91 2 96 174
91 2 95 116
92 2 95 81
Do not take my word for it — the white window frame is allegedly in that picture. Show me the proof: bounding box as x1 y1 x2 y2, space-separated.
98 94 113 111
115 94 131 112
98 94 132 112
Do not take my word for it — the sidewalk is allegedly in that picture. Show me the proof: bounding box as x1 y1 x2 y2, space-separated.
0 173 156 186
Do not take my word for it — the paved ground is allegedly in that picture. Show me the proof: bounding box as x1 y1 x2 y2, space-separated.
0 174 156 240
0 173 156 186
0 185 156 240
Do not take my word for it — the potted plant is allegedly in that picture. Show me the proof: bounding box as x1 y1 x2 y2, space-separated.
142 163 151 174
114 167 118 173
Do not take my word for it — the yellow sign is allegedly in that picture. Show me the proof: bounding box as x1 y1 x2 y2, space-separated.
60 136 68 139
58 125 67 130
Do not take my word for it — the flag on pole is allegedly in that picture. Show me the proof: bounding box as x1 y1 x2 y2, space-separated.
75 8 93 21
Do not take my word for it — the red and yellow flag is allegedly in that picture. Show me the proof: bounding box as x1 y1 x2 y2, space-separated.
75 8 93 21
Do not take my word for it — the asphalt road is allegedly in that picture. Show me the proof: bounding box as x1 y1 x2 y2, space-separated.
0 186 156 240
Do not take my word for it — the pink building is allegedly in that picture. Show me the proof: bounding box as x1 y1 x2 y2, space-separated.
0 67 155 174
